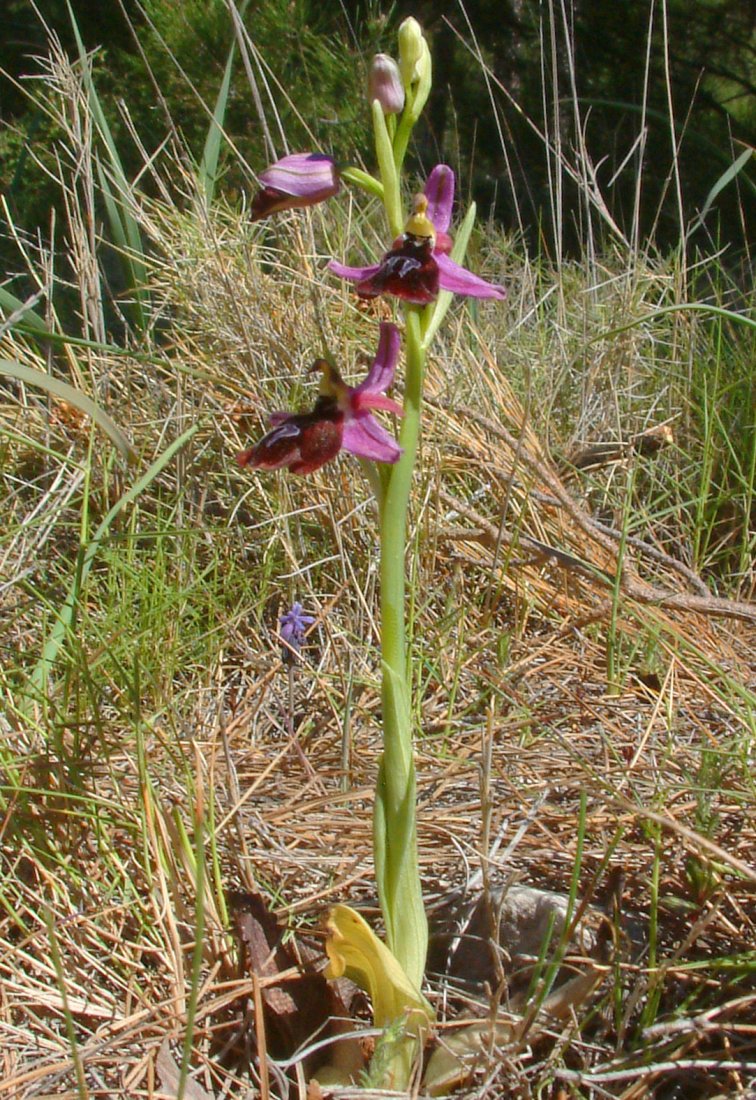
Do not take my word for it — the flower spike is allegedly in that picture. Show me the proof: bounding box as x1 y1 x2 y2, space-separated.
279 602 315 662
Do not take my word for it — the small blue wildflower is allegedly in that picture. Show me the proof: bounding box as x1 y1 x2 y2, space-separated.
279 602 315 662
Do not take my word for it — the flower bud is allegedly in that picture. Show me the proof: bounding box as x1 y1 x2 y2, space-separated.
368 53 405 115
416 37 432 93
397 17 426 87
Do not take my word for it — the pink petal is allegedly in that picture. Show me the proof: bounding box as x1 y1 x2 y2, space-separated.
352 391 404 416
433 230 453 256
424 165 455 235
342 414 402 463
436 253 506 300
328 259 381 282
354 321 400 395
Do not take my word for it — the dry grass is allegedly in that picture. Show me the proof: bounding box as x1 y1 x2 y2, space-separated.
1 186 754 1100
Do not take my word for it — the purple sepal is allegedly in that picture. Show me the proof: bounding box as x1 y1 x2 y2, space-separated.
436 254 506 299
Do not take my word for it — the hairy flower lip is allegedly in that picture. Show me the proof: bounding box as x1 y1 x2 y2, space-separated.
250 153 340 221
236 322 403 474
349 235 440 305
236 397 343 474
329 164 506 303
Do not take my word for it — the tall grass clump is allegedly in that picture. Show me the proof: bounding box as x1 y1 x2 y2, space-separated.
1 2 754 1097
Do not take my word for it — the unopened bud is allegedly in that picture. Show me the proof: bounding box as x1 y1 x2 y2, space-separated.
368 53 405 115
398 17 426 87
416 37 432 92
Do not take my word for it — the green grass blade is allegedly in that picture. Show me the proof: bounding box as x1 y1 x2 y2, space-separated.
0 287 50 335
688 146 754 236
198 0 251 204
66 1 148 331
44 908 90 1099
198 51 235 205
0 358 135 460
177 803 206 1100
95 157 135 260
24 423 199 709
586 302 756 348
0 290 147 354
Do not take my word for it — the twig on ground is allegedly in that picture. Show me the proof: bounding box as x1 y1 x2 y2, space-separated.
430 396 756 624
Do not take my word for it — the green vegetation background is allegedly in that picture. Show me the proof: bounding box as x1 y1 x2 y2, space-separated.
3 0 754 267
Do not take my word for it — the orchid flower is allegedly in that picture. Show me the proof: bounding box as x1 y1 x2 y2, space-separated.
329 165 506 304
236 322 403 474
250 153 340 221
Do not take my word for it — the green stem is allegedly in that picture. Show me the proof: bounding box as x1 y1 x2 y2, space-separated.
374 306 427 990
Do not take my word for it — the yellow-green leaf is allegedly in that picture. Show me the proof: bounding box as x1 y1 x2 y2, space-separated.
324 904 432 1034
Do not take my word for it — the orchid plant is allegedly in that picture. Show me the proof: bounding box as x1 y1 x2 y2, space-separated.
239 18 505 1087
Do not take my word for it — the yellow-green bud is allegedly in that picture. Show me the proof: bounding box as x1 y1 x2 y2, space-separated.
398 16 426 87
368 53 405 115
416 38 432 99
